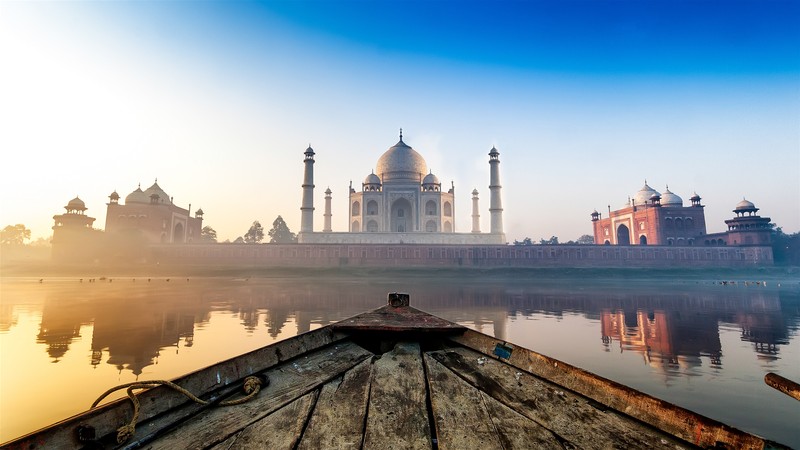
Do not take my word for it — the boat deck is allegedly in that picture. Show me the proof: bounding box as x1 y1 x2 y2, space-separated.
5 298 781 449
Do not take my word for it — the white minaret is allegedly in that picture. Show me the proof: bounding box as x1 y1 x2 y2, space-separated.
300 145 315 233
488 146 504 235
323 187 332 232
471 189 481 233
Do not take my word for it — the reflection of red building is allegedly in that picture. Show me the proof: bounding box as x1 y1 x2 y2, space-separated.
105 180 203 244
591 182 773 248
591 183 707 246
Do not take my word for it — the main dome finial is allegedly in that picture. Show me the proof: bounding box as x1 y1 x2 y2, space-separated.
399 127 403 142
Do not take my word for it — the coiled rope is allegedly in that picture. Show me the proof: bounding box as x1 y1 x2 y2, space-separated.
91 375 265 444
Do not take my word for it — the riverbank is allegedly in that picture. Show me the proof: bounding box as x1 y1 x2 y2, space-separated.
3 261 799 289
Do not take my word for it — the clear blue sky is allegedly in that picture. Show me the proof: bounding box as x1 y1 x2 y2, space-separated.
1 0 798 242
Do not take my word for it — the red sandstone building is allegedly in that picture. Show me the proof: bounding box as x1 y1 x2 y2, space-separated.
591 182 772 247
105 180 204 244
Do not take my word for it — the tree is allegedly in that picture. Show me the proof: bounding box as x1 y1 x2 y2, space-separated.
233 236 245 244
576 234 595 245
539 236 559 245
1 224 31 245
772 227 800 266
200 226 217 243
268 216 297 243
243 221 264 244
513 237 533 246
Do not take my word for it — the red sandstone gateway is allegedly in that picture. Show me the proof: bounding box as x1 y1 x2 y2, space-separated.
4 294 790 449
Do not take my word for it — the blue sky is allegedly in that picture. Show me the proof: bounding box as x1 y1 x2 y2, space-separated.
1 0 798 242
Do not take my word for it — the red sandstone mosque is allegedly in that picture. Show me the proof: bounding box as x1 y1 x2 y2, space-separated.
590 182 772 247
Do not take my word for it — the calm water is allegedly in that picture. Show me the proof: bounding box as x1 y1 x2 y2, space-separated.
1 274 799 446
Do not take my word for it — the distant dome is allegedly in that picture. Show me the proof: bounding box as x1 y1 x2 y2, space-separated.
735 198 757 211
633 182 660 206
109 190 120 200
143 181 170 204
422 172 440 185
66 196 86 211
375 135 428 183
690 192 701 201
660 187 683 207
125 186 149 204
472 189 479 196
364 172 381 185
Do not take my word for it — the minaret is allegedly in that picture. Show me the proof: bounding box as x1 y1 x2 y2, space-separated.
300 145 315 233
323 187 332 232
471 189 481 233
488 146 504 235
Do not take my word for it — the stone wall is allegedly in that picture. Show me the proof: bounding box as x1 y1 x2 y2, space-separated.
150 243 773 268
297 231 506 245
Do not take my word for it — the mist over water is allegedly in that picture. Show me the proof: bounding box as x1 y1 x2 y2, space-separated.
1 274 798 446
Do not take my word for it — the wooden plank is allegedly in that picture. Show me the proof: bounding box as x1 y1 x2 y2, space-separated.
4 326 344 450
425 352 561 449
363 342 432 450
144 341 373 449
208 390 318 449
480 391 564 450
333 305 466 334
428 347 685 449
298 358 373 450
450 329 771 450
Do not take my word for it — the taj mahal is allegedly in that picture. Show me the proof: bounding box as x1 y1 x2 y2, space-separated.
298 131 507 245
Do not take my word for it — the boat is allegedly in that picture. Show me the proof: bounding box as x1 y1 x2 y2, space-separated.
3 293 789 449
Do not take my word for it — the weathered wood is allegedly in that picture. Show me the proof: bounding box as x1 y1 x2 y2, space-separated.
298 358 373 450
449 330 771 449
4 326 344 450
333 305 465 334
428 347 685 449
424 353 562 449
363 342 432 450
765 372 800 401
480 391 564 450
144 341 372 449
208 390 318 449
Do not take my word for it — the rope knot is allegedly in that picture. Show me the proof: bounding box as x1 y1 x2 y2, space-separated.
242 376 262 395
116 423 136 444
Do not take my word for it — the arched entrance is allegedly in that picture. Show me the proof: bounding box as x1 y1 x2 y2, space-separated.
173 223 185 243
616 224 631 246
390 198 412 232
639 235 647 245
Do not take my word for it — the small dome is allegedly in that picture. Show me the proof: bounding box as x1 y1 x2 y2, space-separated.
195 208 204 216
143 181 170 204
125 186 148 204
422 172 440 185
109 190 120 200
364 172 381 185
660 187 683 207
472 189 479 196
633 182 660 206
375 134 428 182
735 198 757 211
690 192 701 201
66 196 86 211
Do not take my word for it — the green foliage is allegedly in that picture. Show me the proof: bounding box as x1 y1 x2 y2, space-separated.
513 237 533 246
243 221 264 244
576 234 595 245
772 227 800 266
200 226 217 243
268 216 297 244
1 224 31 245
539 236 559 245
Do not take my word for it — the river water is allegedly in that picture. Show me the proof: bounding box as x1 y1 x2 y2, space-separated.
1 274 799 446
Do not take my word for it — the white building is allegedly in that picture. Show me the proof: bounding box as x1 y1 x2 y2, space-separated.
298 131 506 245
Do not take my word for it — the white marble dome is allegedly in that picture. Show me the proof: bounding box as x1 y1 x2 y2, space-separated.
375 137 428 182
735 198 756 211
633 183 660 206
422 172 440 185
125 186 149 204
364 172 381 185
660 187 683 207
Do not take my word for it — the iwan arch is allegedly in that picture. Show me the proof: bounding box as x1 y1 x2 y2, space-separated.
298 131 506 245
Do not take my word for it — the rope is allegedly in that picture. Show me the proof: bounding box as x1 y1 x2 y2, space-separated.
91 375 265 444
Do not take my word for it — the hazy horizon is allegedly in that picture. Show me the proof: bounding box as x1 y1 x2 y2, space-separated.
1 1 798 243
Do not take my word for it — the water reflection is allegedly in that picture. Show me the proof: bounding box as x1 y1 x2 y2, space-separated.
18 279 800 376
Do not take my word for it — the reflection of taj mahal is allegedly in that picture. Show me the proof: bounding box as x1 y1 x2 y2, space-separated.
298 131 506 244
